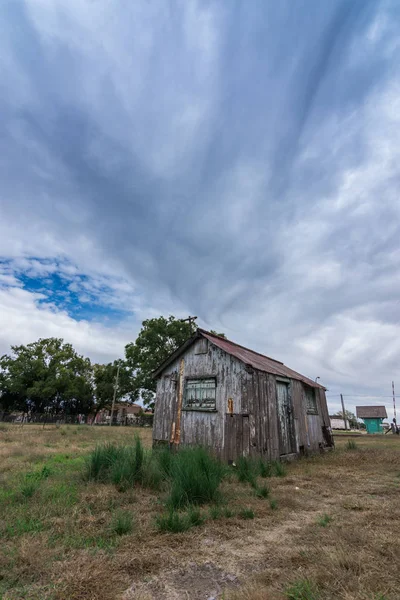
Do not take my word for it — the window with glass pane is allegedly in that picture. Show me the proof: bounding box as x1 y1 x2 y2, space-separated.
184 378 216 409
305 386 318 414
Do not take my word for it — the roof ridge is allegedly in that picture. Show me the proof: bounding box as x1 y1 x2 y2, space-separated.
198 328 284 365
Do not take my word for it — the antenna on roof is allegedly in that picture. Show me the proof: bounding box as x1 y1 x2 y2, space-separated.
181 316 198 327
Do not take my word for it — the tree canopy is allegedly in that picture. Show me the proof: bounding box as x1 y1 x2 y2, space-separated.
0 315 207 415
0 338 94 415
124 316 197 408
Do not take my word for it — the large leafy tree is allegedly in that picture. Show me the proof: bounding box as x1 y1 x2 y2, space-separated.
124 316 197 409
0 338 94 415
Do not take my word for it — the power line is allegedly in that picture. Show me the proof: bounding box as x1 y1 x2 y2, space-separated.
326 394 395 398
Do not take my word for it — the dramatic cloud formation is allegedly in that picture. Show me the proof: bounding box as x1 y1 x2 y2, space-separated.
1 0 400 415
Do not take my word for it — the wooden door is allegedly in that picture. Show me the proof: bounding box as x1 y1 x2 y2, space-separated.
276 381 296 455
224 414 250 463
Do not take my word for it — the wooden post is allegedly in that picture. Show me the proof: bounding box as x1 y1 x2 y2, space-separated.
392 381 396 423
173 359 185 447
109 364 120 426
340 394 348 430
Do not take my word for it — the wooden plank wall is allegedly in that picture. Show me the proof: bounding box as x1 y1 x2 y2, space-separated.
153 338 244 457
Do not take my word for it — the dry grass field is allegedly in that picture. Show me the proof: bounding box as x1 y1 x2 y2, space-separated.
0 424 399 600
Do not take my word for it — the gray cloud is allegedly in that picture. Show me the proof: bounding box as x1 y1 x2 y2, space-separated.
1 0 400 415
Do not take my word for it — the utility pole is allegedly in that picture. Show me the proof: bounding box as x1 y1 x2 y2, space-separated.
181 316 198 327
392 381 397 423
109 363 120 426
340 394 348 430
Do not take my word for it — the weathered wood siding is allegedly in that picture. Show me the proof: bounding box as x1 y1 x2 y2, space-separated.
153 338 245 456
153 339 331 459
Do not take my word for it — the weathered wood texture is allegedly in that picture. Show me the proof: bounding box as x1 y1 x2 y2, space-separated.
153 338 243 456
153 338 331 460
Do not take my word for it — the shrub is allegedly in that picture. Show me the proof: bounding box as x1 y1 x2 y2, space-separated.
285 579 320 600
155 509 191 533
111 510 134 536
239 508 255 519
269 498 278 510
167 447 224 509
346 440 357 451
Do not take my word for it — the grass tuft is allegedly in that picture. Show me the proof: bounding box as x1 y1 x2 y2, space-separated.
317 513 333 527
346 440 358 450
209 505 222 520
258 459 273 478
111 510 134 536
269 498 278 510
285 579 320 600
239 508 255 520
167 447 224 509
272 460 287 477
236 456 257 487
255 485 270 499
155 509 190 533
187 505 205 527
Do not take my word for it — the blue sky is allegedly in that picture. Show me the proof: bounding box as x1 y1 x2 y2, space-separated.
1 0 400 416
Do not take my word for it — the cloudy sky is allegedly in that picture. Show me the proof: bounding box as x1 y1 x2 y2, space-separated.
1 0 400 416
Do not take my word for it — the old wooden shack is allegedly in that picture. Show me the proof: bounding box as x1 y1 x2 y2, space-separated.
153 329 333 461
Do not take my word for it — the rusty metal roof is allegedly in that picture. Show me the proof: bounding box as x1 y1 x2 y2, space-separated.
356 406 387 419
199 330 325 389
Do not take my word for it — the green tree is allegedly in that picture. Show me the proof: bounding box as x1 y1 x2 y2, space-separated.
0 338 94 416
124 316 197 409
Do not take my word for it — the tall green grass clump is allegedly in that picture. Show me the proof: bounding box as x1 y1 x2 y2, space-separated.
111 510 134 536
85 436 146 488
258 459 273 478
236 456 257 487
167 447 225 509
272 460 287 477
155 509 191 533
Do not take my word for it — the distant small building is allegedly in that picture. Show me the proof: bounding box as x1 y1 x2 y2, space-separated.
94 403 142 424
356 406 387 434
329 416 349 430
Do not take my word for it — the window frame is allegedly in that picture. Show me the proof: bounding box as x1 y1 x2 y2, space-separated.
182 376 217 412
305 385 318 415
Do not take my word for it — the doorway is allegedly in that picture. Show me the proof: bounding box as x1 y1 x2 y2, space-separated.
276 380 296 455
